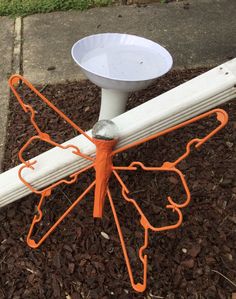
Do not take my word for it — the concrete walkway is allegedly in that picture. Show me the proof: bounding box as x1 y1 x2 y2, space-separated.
0 0 236 170
0 17 14 170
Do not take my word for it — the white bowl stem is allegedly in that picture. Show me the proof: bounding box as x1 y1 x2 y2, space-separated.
99 88 129 120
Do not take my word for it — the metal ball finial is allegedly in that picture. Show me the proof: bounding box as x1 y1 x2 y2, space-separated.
92 120 119 140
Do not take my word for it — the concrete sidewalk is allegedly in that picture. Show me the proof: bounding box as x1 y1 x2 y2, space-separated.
0 0 236 170
23 0 236 84
0 17 14 171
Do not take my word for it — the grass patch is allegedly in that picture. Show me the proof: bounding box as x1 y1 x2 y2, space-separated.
0 0 112 17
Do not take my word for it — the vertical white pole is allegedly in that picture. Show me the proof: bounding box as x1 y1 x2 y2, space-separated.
99 89 129 120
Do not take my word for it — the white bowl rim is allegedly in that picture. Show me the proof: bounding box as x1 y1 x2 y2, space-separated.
71 33 173 83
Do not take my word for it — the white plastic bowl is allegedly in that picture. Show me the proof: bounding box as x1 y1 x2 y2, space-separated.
71 33 173 92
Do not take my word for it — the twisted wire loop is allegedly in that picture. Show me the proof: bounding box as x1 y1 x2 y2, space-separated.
111 109 228 292
9 74 229 293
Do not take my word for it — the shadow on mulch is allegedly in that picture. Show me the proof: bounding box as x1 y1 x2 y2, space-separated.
0 68 235 299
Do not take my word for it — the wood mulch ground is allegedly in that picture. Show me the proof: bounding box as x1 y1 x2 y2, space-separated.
0 68 235 299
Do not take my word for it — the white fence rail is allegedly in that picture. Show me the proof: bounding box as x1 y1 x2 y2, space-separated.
0 58 235 208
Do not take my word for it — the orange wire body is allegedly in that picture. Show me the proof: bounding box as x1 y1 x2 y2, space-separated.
93 138 117 218
9 74 229 293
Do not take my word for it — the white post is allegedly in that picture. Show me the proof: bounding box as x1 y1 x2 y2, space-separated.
99 89 129 120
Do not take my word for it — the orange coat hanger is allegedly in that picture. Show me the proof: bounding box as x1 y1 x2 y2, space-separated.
9 74 228 292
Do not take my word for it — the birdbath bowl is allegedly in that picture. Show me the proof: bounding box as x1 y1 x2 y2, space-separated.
71 33 173 119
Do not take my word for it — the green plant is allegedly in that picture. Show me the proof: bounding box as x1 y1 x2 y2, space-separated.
0 0 112 17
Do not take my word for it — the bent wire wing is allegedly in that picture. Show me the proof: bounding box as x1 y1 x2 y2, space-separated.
9 74 95 194
110 108 228 291
9 74 229 293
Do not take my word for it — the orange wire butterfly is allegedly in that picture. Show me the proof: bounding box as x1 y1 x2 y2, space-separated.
9 74 228 292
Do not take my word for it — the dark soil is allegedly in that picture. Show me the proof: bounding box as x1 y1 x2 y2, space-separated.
1 68 236 299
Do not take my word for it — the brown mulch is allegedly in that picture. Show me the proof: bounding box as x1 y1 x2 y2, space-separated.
0 68 235 299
